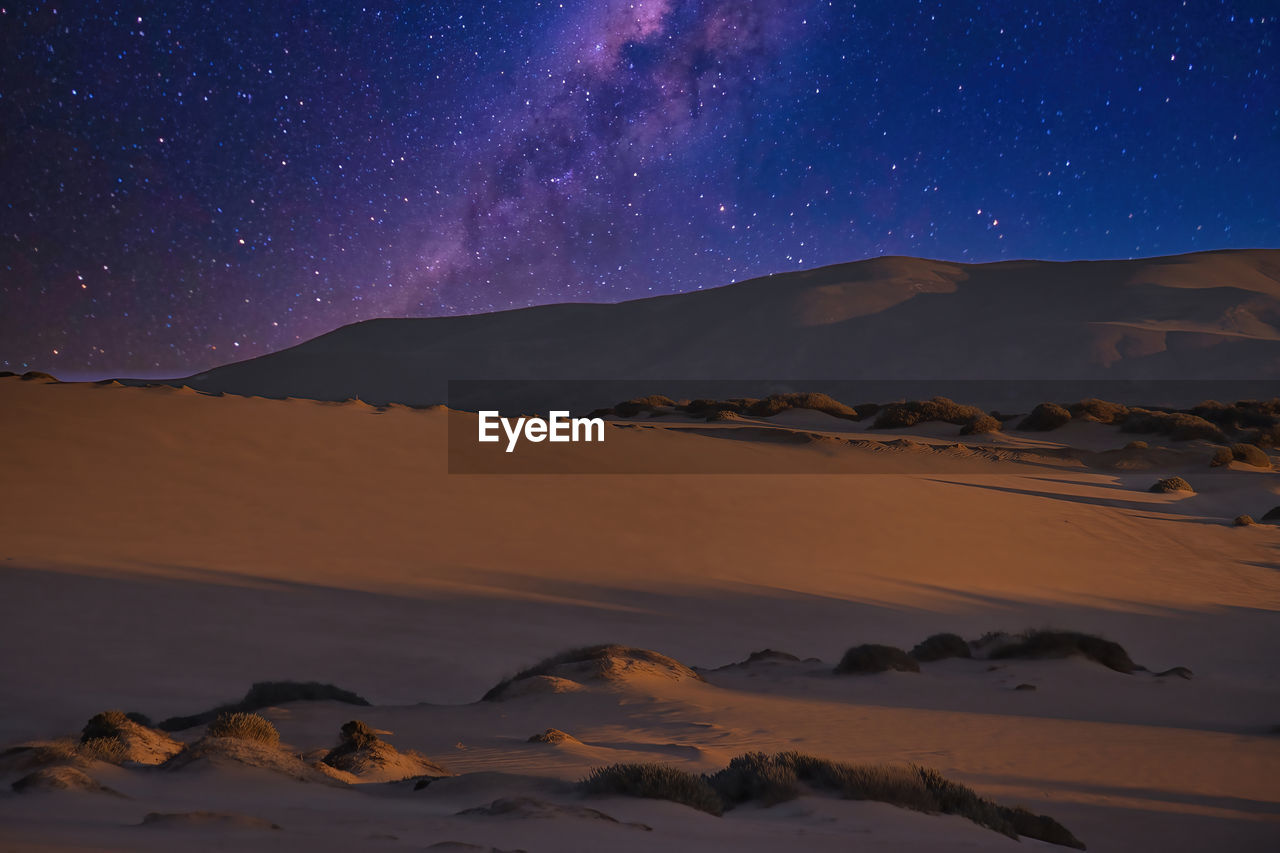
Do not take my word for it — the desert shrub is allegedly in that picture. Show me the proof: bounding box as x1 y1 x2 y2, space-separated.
1245 423 1280 448
1210 446 1234 467
1068 398 1129 424
81 711 131 742
683 398 753 416
835 644 920 674
612 395 676 417
241 681 368 710
159 681 368 731
20 371 58 382
1234 515 1256 527
706 409 743 422
1191 398 1280 430
206 712 279 746
1149 476 1194 493
1231 443 1272 468
338 720 380 748
987 630 1138 673
743 392 861 420
1122 409 1226 442
707 752 801 806
483 644 703 701
909 633 972 662
582 753 1084 847
741 649 802 665
960 414 1002 435
580 763 723 815
1017 403 1072 431
1124 440 1148 450
873 397 988 429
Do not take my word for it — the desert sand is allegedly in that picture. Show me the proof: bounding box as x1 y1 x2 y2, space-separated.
1 375 1278 851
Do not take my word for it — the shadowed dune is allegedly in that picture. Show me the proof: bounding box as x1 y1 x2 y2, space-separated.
119 250 1280 405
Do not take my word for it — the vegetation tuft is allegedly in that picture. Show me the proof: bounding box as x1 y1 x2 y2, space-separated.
1149 476 1194 493
580 762 724 816
1017 403 1072 431
872 397 989 430
835 644 920 674
159 681 369 731
206 712 280 745
583 753 1084 847
909 633 972 662
986 630 1138 674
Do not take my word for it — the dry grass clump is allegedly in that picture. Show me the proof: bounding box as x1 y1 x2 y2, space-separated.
835 644 920 674
1229 443 1272 468
873 397 988 430
483 644 703 701
702 753 1083 848
78 737 129 763
1211 446 1234 467
959 414 1002 435
1121 409 1226 442
743 392 862 420
609 395 677 417
909 633 972 662
159 681 369 731
683 397 756 417
20 370 59 382
80 710 132 742
207 712 280 745
1244 423 1280 448
1234 515 1256 527
1150 476 1194 493
986 630 1139 674
1017 403 1072 431
1190 398 1280 432
707 752 802 806
1124 440 1149 450
77 710 181 765
580 763 724 816
1069 398 1129 424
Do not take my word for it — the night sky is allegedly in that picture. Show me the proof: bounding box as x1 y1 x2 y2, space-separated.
2 1 1276 378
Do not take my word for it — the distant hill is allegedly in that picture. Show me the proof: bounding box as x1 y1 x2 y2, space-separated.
162 249 1280 406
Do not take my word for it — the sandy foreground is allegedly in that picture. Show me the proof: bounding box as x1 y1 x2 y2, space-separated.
1 378 1278 851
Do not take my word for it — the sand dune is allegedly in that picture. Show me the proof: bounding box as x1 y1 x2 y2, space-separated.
1 379 1277 850
131 250 1280 406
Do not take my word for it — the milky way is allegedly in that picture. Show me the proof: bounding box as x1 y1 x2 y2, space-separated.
2 1 1276 377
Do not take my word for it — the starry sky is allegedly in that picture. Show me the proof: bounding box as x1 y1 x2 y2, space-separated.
2 1 1277 378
